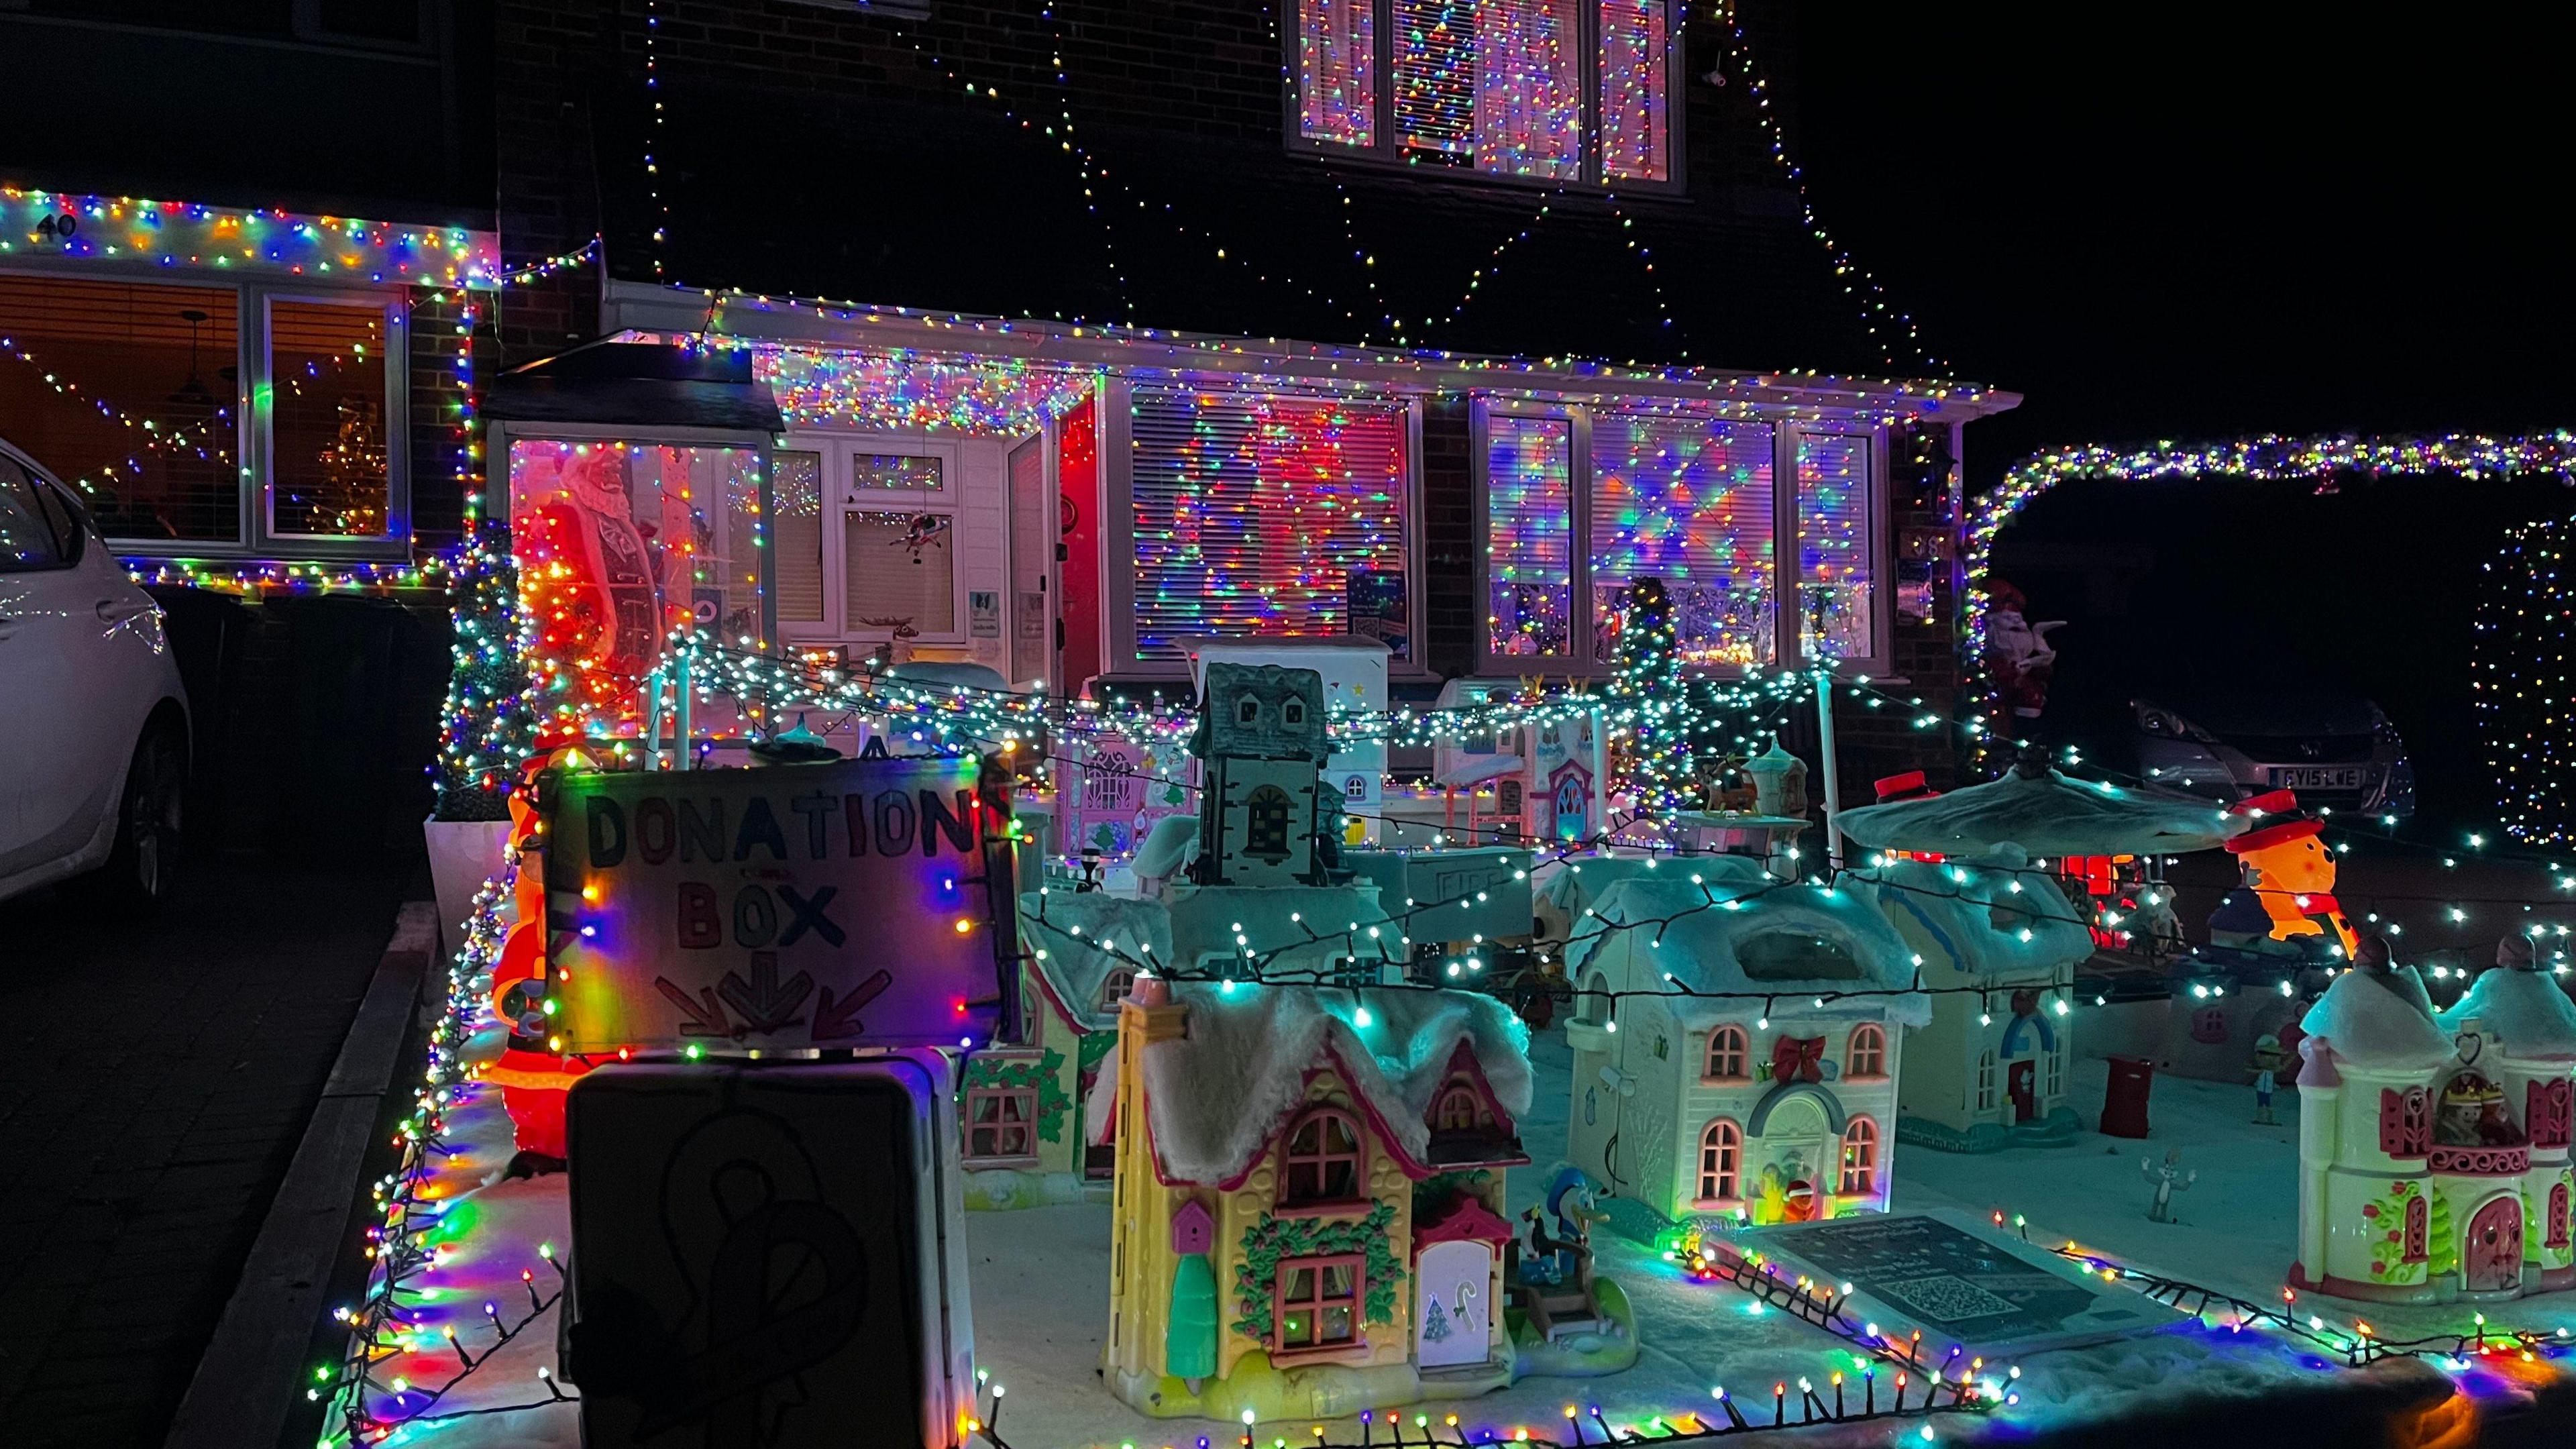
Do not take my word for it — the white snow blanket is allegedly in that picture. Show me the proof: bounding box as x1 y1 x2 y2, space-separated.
2299 964 2459 1072
1853 846 2096 984
2436 963 2576 1059
1564 873 1931 1029
1019 890 1174 1028
1138 981 1532 1185
1834 767 2242 857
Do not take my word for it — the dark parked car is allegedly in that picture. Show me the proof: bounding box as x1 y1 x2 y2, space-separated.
2131 692 2414 817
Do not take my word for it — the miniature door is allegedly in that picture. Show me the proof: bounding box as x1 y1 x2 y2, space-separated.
1415 1238 1491 1368
2008 1060 2037 1123
2466 1196 2524 1291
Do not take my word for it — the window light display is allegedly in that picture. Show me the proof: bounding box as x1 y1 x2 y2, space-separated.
268 297 394 539
1484 413 1574 657
1591 413 1775 667
1797 431 1875 661
1127 385 1409 663
1297 0 1670 184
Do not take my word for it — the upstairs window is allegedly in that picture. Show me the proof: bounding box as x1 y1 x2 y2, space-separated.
1704 1024 1748 1081
1844 1023 1886 1080
1283 1108 1365 1203
1293 0 1678 187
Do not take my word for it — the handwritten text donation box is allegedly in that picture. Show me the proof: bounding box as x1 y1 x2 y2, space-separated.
544 756 1020 1053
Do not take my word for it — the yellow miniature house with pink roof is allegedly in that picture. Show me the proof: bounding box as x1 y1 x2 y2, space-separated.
1103 976 1532 1421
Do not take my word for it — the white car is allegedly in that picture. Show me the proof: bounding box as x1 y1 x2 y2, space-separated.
0 437 189 904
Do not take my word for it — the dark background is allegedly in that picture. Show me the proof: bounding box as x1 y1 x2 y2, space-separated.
1786 3 2576 826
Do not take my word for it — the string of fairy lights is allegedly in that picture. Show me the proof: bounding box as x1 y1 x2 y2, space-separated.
1963 431 2576 769
2476 515 2576 847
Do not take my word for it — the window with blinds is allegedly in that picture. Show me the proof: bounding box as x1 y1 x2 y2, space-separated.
1797 432 1875 661
772 449 824 625
846 509 956 636
1127 386 1410 663
1485 414 1573 658
1590 414 1774 667
0 273 240 542
269 297 392 538
1296 0 1672 187
1299 0 1377 147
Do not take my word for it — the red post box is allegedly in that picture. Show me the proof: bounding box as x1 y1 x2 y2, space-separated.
2101 1055 2155 1138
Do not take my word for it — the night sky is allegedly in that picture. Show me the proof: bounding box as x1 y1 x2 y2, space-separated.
1786 5 2576 825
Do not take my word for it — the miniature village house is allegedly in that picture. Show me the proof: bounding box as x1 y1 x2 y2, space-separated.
1104 978 1533 1421
1858 848 2096 1151
1562 859 1929 1232
2292 943 2576 1302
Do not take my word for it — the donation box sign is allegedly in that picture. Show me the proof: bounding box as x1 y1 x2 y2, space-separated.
545 757 1019 1052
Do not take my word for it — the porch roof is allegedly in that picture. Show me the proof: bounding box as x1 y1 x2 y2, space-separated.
602 281 2019 428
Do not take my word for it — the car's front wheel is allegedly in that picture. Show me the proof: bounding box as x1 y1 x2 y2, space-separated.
105 724 186 905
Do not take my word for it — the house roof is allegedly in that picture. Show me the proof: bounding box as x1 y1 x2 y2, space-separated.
1564 873 1932 1029
1853 847 2096 985
2437 963 2576 1061
1833 768 2243 858
1019 890 1172 1031
1139 981 1533 1187
2300 964 2459 1073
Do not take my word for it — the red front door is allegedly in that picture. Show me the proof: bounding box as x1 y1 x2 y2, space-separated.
2466 1195 2524 1292
2008 1059 2037 1123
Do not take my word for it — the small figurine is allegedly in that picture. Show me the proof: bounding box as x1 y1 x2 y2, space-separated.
2250 1032 2288 1124
2141 1147 2196 1223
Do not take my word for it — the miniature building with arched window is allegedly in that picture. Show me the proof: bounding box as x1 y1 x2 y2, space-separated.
2290 945 2576 1301
1560 856 1929 1234
1103 978 1532 1419
1852 847 2096 1152
1187 662 1335 888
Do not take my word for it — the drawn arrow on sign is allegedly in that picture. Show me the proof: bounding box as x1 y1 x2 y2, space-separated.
812 969 895 1042
718 952 815 1035
655 977 733 1037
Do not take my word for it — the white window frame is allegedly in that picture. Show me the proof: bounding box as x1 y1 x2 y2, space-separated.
1282 0 1688 195
0 262 414 559
1102 378 1428 678
1471 398 1891 678
777 434 969 649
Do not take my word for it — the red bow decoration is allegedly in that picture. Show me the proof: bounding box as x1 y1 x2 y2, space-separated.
1770 1034 1825 1084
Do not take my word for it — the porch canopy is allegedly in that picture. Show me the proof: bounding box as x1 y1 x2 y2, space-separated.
1834 757 2244 859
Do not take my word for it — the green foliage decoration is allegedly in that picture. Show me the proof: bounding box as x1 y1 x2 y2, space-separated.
1230 1201 1402 1341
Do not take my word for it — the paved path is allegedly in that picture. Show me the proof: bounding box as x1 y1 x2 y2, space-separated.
0 861 407 1448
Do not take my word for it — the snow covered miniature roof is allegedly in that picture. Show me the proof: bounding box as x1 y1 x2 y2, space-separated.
1538 851 1766 916
1140 981 1533 1187
1564 874 1932 1028
1833 768 2243 857
1853 847 2095 984
1019 891 1173 1029
2436 964 2576 1060
2299 965 2459 1072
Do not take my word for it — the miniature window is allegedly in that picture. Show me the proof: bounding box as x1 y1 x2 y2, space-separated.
1283 697 1308 729
2044 1040 2065 1099
1697 1118 1741 1202
1705 1024 1748 1081
1238 694 1263 725
964 1086 1038 1163
1975 1050 1997 1112
1845 1024 1886 1079
1275 1252 1364 1352
1283 1108 1364 1203
1099 967 1138 1012
2530 1079 2573 1150
1292 0 1675 186
1839 1117 1878 1196
2380 1086 2432 1157
1432 1077 1494 1134
2551 1183 2571 1250
2404 1195 2429 1263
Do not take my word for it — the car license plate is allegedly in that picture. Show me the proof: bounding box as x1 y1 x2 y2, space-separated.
2269 766 2363 790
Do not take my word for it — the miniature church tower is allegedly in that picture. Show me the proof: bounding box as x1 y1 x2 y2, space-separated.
1189 662 1335 887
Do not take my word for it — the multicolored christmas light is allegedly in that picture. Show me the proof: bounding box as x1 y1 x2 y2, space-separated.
1964 431 2576 767
1 187 500 286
